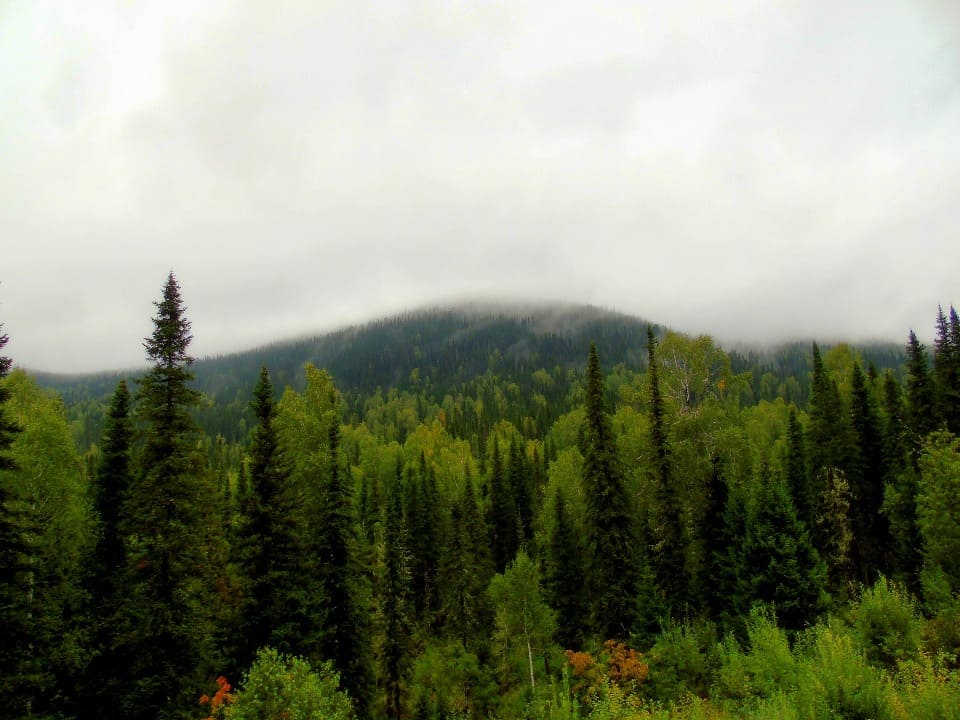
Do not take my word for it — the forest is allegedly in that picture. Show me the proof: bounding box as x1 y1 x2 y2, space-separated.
2 272 959 720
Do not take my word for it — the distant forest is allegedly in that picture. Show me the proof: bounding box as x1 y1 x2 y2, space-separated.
2 274 959 720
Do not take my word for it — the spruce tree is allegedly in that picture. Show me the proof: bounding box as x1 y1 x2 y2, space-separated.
544 490 587 649
509 440 533 546
905 331 936 453
233 367 305 673
80 380 133 716
745 463 827 631
647 329 686 615
933 305 960 434
807 343 847 480
583 342 637 638
0 328 42 716
848 361 888 580
118 272 223 719
487 436 516 572
381 469 412 720
314 415 372 709
0 324 17 472
785 409 813 529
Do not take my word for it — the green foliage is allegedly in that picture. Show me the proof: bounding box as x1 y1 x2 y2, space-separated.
850 578 922 668
583 343 638 638
225 647 356 720
915 431 960 607
645 621 719 703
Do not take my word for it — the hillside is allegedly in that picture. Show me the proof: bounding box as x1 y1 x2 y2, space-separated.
35 302 906 448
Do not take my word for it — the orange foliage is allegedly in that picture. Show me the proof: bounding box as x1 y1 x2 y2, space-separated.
565 641 649 696
198 675 233 720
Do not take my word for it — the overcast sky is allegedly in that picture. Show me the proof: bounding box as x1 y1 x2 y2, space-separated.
2 0 958 373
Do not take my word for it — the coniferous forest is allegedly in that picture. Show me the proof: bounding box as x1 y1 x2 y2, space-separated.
3 272 960 720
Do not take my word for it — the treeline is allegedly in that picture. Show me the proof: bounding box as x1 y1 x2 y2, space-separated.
1 276 959 719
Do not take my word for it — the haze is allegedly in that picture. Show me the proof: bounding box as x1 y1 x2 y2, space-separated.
2 1 958 373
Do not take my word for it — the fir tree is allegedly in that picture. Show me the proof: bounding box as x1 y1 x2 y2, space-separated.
233 367 306 672
117 272 224 720
0 324 17 471
647 329 686 615
314 415 372 709
544 489 587 649
381 469 412 720
80 380 133 716
848 361 888 580
0 331 43 717
583 342 637 638
745 463 827 631
784 408 812 529
487 436 516 572
807 343 847 481
509 440 532 546
905 331 936 453
933 305 960 434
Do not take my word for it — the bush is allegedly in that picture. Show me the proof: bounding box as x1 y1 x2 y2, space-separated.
645 621 719 703
851 578 922 668
714 607 798 702
225 647 355 720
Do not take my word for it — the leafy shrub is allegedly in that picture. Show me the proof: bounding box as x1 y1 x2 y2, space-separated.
645 621 719 703
225 647 355 720
851 578 921 668
714 607 798 702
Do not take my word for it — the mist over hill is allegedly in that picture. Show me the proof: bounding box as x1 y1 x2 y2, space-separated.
34 302 906 448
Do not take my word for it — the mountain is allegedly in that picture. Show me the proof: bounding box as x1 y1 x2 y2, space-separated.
34 302 905 449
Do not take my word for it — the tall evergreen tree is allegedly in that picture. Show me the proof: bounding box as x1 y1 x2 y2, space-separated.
647 329 686 615
744 463 827 632
0 324 17 472
848 361 888 580
381 469 412 720
904 331 936 453
699 454 732 620
784 408 812 530
933 305 960 434
880 371 921 586
509 440 533 546
582 342 637 638
487 436 516 572
80 380 133 716
544 489 587 649
807 343 847 480
0 326 42 716
314 415 372 709
233 367 306 673
90 380 133 594
117 272 224 720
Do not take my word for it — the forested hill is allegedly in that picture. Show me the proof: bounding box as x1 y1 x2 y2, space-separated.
36 303 904 448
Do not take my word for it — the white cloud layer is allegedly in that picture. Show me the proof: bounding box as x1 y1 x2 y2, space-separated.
2 0 958 372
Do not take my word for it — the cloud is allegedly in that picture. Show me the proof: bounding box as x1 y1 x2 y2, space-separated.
1 0 958 372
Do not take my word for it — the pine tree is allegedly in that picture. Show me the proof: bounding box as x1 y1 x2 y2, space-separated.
544 490 587 649
647 329 686 615
880 371 921 586
233 367 306 673
117 272 224 719
745 463 827 631
91 380 132 594
487 436 516 572
807 343 847 480
381 469 412 720
80 380 133 716
583 342 637 638
699 454 732 620
0 331 43 716
848 362 888 580
0 324 17 471
933 306 960 434
784 409 813 529
816 467 855 602
509 440 532 546
905 331 936 453
439 477 491 649
314 415 372 709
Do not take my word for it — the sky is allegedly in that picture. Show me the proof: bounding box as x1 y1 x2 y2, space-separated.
2 0 958 373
